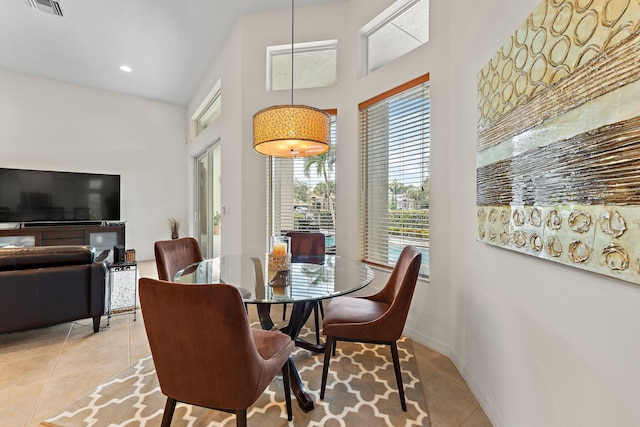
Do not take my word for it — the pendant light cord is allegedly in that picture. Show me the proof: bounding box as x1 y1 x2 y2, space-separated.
290 0 294 105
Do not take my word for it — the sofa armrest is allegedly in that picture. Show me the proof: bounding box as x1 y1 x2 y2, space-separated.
96 249 111 263
89 261 107 318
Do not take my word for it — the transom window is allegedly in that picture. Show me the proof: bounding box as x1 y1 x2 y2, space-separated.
359 0 429 76
359 75 430 276
267 40 337 91
192 79 221 138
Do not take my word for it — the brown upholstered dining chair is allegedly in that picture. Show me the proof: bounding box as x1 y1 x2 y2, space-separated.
286 231 325 260
154 237 204 282
320 245 422 411
139 278 295 427
284 231 325 344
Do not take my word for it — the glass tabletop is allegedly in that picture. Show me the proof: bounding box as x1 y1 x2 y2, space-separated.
174 253 374 304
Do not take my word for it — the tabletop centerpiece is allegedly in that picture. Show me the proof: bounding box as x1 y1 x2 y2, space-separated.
268 235 291 272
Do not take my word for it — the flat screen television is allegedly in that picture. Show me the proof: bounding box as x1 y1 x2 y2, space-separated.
0 167 120 224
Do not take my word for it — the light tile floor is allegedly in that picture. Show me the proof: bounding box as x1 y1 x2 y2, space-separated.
0 260 492 427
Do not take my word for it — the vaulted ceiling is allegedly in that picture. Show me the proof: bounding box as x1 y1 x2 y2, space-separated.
0 0 345 105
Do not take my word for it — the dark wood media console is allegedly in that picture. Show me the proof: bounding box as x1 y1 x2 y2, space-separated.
0 223 125 253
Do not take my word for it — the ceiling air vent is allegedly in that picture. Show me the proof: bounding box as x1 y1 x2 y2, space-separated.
28 0 63 17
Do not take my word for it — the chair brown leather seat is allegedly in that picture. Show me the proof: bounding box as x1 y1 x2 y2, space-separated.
139 278 295 427
320 245 422 411
322 298 388 334
154 237 204 282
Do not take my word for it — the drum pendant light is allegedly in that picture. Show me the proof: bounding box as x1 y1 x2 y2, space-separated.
253 0 330 158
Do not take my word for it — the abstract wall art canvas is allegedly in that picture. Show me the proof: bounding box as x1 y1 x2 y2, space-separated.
476 0 640 285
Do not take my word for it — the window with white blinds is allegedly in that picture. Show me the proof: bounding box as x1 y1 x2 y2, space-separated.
267 113 337 254
359 74 430 276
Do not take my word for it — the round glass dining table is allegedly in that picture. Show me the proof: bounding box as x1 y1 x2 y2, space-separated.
175 253 373 304
174 252 374 412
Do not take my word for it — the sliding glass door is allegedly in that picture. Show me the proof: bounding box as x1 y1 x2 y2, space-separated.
195 144 221 258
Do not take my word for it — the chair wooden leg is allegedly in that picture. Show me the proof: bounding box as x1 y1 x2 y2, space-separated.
236 409 247 427
161 397 177 427
283 303 287 320
390 341 407 411
282 361 293 421
320 336 334 399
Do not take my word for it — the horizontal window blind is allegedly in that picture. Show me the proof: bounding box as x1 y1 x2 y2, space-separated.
268 113 337 254
359 75 430 276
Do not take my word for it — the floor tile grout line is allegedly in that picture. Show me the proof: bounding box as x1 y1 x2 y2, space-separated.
128 313 132 366
27 322 74 425
414 345 484 427
409 338 435 427
457 404 482 427
422 357 472 390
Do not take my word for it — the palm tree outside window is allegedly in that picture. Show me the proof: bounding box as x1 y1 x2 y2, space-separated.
267 112 337 254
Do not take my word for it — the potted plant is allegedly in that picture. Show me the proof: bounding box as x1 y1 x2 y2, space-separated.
213 211 221 235
168 218 180 239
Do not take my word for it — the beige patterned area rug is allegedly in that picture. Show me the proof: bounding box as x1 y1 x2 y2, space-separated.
41 331 428 427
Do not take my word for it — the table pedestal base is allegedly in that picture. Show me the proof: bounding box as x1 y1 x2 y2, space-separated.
256 301 321 412
282 301 325 354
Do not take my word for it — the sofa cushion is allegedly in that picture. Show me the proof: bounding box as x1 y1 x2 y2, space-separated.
0 246 94 272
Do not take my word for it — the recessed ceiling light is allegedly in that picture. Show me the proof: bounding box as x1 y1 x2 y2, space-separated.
120 65 132 73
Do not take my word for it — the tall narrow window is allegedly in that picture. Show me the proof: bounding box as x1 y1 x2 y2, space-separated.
195 144 221 259
360 75 430 276
268 112 337 254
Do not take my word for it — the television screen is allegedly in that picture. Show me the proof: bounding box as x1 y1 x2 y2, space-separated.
0 168 120 223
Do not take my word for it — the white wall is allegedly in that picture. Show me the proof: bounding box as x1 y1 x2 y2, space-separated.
442 1 640 426
187 0 640 426
186 23 242 255
0 70 188 260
